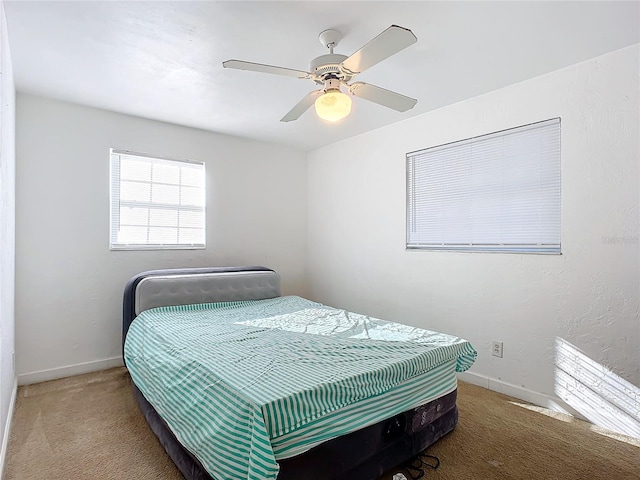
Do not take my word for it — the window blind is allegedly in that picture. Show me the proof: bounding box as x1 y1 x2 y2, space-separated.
407 118 561 253
110 149 206 250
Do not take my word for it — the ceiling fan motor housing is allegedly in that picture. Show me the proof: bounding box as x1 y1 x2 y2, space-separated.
309 54 352 83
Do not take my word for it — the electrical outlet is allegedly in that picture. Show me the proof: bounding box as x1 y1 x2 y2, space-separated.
492 341 503 358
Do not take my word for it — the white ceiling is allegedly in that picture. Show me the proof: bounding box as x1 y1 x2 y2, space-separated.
4 1 639 152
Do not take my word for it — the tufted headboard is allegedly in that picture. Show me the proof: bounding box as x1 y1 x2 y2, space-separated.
122 266 281 353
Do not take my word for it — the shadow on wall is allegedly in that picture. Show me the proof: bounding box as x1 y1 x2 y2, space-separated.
554 337 640 438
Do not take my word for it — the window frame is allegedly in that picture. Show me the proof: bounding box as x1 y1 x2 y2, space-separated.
109 148 206 251
406 118 561 255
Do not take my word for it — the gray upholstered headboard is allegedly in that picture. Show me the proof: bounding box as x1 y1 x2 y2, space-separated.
134 270 281 315
122 266 281 352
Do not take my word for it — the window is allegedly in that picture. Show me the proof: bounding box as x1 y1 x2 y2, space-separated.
110 149 205 250
407 118 561 254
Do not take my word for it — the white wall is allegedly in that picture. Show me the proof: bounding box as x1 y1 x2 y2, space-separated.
15 94 308 384
307 46 639 427
0 0 16 467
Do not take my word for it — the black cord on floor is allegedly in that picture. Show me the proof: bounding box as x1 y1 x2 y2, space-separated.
403 453 440 479
422 454 440 470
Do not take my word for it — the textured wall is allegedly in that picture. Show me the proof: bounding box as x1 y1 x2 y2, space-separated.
307 45 639 429
0 0 16 458
15 95 308 384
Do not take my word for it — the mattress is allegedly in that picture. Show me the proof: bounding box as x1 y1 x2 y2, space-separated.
124 295 476 480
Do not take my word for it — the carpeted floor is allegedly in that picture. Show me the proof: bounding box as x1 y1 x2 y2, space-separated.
4 367 639 480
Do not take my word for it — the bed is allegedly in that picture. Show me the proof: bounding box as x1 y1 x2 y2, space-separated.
122 266 476 480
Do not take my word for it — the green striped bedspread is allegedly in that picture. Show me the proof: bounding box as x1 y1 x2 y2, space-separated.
124 295 476 480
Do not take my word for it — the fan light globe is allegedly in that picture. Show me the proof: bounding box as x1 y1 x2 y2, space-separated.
314 89 352 122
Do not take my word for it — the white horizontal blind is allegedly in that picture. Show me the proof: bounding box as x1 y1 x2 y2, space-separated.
110 149 206 250
407 118 561 253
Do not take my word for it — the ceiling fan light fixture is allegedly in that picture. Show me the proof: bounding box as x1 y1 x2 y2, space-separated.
314 88 352 122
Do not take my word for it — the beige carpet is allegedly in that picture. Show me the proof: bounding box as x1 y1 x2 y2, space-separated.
4 367 639 480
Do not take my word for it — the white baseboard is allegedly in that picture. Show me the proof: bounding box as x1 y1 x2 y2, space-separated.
18 357 124 386
0 378 17 480
457 371 588 422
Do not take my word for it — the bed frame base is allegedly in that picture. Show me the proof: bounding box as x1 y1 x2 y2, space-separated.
132 382 457 480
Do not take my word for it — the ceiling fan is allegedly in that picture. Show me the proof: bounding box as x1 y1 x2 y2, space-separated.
222 25 418 123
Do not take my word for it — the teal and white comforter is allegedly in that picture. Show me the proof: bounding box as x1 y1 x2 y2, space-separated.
124 295 476 480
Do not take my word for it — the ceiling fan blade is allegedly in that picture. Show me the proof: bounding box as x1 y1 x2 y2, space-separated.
349 82 417 112
341 25 417 75
223 60 311 79
280 90 323 122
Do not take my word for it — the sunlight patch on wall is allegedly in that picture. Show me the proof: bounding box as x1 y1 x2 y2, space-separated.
555 337 640 438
